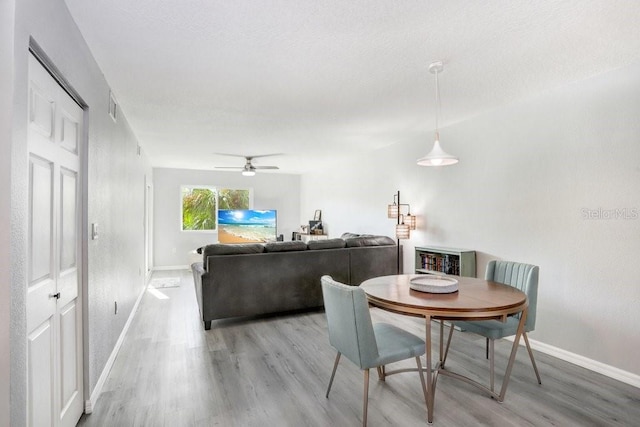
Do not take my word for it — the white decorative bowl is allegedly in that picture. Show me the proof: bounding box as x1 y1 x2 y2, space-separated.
409 276 459 294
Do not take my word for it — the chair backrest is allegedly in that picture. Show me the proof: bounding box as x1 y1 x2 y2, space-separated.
485 260 539 332
321 275 379 369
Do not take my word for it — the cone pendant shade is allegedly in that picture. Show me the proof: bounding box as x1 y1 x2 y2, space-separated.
417 134 458 166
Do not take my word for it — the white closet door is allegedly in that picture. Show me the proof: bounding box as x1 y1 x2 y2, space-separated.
27 53 84 427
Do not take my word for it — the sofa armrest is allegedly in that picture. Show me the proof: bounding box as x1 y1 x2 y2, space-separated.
191 262 205 319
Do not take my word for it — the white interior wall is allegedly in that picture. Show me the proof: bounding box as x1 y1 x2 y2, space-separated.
10 0 152 423
301 62 640 381
1 1 16 425
153 168 301 268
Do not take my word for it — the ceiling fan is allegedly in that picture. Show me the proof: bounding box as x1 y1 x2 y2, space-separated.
214 153 281 176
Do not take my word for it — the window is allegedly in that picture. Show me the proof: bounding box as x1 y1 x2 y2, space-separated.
181 187 251 231
218 188 250 210
181 186 217 231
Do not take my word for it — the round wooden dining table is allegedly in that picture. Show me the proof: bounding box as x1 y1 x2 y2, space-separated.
360 274 529 424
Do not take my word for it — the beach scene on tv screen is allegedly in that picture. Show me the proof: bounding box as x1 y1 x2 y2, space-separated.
218 209 277 243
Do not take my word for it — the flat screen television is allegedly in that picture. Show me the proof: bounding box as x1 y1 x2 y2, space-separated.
218 209 277 243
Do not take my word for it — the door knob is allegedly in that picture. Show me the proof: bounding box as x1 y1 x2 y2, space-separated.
51 292 61 299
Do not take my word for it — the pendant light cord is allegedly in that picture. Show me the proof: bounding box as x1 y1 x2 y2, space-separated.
434 68 440 137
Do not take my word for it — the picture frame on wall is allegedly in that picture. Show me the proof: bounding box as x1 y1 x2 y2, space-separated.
309 220 322 234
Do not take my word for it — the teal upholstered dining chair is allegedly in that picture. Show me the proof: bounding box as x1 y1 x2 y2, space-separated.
321 275 428 427
446 260 542 391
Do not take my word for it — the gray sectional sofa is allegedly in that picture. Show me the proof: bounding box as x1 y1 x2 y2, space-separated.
191 234 397 329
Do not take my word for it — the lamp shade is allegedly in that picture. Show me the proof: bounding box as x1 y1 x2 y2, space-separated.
387 204 399 218
395 223 410 239
417 139 458 166
405 214 416 230
417 62 459 167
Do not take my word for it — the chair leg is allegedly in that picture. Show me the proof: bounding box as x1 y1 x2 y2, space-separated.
415 356 429 413
326 352 341 398
489 338 495 392
376 365 386 381
485 337 489 359
363 369 370 427
523 333 542 384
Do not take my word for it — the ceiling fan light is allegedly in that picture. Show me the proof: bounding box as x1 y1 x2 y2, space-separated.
242 170 255 177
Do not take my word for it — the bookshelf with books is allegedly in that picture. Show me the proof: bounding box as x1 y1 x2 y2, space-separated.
414 246 476 277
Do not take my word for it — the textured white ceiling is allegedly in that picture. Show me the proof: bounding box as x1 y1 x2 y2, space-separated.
63 0 640 174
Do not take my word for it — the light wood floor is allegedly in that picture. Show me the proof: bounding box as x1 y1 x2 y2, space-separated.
78 269 640 426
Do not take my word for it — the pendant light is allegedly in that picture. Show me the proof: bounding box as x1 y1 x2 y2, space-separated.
417 61 458 167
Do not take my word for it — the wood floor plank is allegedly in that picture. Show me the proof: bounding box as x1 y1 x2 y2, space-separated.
78 269 640 426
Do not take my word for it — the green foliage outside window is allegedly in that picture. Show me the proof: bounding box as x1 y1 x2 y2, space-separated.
218 189 250 210
182 187 217 231
181 187 250 231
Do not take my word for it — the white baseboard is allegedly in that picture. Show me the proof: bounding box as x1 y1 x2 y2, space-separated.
528 338 640 389
506 336 640 389
152 265 190 271
84 283 147 413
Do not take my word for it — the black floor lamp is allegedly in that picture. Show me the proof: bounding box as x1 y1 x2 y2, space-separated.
387 191 415 274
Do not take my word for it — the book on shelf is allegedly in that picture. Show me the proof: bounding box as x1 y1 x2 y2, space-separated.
419 253 461 275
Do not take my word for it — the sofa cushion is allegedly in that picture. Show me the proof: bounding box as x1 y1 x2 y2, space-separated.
203 243 265 264
344 235 395 247
264 241 308 252
340 232 361 239
307 238 347 250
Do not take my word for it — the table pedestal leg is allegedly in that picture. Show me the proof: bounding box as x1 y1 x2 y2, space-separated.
425 315 434 423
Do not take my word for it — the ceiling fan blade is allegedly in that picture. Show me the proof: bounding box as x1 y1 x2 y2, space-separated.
253 166 279 170
214 166 243 169
214 152 283 159
213 153 248 158
248 153 283 159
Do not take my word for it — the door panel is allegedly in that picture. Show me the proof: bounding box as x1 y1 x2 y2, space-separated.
59 301 79 414
28 321 54 427
27 155 57 333
60 168 76 271
29 155 53 285
29 82 54 139
58 167 78 308
60 114 78 155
